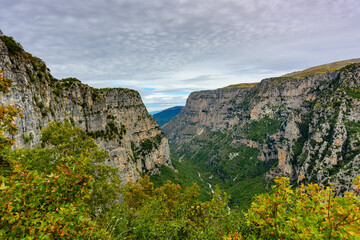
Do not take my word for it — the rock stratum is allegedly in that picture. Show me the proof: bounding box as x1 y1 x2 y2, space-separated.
0 35 172 184
164 60 360 206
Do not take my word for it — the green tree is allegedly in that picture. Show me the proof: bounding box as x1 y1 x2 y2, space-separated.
0 122 121 239
109 175 242 239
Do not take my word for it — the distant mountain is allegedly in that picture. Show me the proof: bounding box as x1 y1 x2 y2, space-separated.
153 106 183 126
149 110 161 115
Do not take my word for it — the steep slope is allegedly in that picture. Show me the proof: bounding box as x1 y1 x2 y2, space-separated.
163 62 360 207
0 35 172 184
153 106 183 126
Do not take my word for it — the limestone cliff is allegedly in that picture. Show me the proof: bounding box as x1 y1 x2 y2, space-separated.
0 35 172 184
164 62 360 198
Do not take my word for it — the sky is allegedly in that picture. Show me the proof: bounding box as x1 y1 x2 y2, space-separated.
1 0 360 112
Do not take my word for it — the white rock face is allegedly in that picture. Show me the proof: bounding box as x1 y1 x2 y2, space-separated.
164 64 360 193
0 37 173 185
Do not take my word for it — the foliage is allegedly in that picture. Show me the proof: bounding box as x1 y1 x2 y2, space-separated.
109 175 242 239
167 129 274 209
150 155 212 202
242 117 282 143
87 122 126 141
0 156 106 239
0 35 22 55
22 131 34 144
0 71 22 175
59 77 81 88
247 177 360 239
343 87 360 100
140 138 155 155
0 73 21 150
345 120 360 135
0 122 121 239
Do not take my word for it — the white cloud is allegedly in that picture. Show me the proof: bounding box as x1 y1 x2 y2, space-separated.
1 0 360 111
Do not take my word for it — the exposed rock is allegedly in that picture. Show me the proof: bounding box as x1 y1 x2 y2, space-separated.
164 63 360 194
0 36 173 185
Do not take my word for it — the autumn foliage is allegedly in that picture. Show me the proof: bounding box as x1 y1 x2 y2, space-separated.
247 177 360 239
0 71 21 152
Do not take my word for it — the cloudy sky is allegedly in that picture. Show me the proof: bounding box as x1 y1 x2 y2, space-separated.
1 0 360 111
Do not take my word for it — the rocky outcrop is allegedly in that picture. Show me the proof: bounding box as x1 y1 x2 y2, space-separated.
0 36 172 184
164 63 360 194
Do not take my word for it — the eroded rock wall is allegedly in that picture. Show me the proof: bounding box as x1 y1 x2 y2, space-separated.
0 37 172 185
164 64 360 193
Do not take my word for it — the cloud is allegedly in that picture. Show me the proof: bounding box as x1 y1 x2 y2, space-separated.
1 0 360 111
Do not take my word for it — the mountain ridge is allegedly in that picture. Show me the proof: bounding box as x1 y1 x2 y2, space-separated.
0 35 173 184
163 60 360 207
153 106 183 127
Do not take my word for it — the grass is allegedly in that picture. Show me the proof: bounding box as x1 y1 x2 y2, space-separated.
223 82 258 89
282 59 360 78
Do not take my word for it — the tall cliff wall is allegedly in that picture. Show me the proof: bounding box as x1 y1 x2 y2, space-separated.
0 36 172 184
164 63 360 198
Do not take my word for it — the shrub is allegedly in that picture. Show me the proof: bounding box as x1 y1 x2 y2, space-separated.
109 176 243 239
0 71 21 152
22 132 34 144
0 35 22 55
247 177 360 239
0 122 121 238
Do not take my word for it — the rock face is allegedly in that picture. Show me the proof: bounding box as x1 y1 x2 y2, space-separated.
0 36 172 184
164 63 360 196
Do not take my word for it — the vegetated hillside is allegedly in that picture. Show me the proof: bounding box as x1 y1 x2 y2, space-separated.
1 35 359 239
283 58 360 78
161 61 360 208
0 34 173 184
153 106 183 126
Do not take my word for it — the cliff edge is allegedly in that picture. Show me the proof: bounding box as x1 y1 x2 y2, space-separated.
164 61 360 203
0 35 173 184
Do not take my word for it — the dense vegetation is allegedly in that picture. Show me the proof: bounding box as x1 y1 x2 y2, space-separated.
1 72 360 239
164 129 277 209
0 35 22 55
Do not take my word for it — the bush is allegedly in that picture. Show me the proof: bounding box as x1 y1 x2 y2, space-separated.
0 122 121 238
22 132 34 144
0 35 22 55
247 177 360 239
0 71 21 152
109 176 243 239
